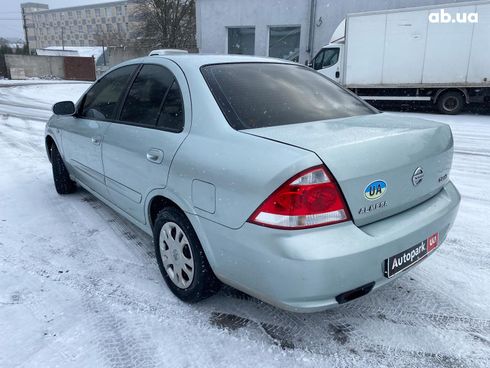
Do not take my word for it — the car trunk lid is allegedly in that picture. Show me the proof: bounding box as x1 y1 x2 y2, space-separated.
243 113 454 226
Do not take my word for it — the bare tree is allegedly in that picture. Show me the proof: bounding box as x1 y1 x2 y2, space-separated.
133 0 196 50
94 30 132 48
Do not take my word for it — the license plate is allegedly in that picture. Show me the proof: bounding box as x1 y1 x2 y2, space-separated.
385 233 439 278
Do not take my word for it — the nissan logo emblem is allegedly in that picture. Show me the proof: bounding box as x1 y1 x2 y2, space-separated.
412 167 424 186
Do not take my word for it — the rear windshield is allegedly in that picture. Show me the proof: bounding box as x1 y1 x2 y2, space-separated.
201 63 376 130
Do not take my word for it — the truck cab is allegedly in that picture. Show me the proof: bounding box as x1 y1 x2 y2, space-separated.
311 44 344 83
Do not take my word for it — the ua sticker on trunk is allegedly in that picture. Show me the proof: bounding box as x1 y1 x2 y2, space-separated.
364 180 387 201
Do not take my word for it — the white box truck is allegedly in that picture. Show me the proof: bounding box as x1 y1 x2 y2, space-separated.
310 0 490 114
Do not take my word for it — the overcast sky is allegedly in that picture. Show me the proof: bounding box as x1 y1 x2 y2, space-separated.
1 0 111 40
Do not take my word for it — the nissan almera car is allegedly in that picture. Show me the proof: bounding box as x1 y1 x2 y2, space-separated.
45 54 460 312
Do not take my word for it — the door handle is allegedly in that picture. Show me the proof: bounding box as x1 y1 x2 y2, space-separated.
335 71 340 78
91 136 102 145
146 149 164 164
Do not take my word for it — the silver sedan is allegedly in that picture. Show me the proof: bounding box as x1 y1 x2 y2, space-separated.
45 55 460 312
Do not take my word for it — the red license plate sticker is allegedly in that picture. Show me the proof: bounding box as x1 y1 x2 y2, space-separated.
427 232 439 253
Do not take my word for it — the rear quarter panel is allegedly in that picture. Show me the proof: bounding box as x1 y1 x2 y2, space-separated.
168 129 321 229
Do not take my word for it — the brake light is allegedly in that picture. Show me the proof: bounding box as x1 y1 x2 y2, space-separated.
248 166 350 229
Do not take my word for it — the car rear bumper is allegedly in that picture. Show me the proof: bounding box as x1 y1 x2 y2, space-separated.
198 181 460 313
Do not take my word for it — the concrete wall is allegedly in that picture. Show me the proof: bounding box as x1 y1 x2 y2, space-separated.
196 0 468 63
5 54 64 79
105 46 150 66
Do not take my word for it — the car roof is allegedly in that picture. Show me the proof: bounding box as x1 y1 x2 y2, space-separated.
145 54 295 68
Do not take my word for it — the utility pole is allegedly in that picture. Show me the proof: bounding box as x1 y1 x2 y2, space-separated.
61 26 65 50
21 6 30 52
102 40 106 66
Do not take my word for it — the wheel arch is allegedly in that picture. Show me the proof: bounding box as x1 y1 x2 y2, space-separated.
145 189 218 270
433 88 469 104
147 194 184 230
45 134 56 163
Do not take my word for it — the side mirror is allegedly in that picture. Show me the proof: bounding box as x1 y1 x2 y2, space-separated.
53 101 75 115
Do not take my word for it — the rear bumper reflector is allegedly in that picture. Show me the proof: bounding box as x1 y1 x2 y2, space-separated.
335 282 375 304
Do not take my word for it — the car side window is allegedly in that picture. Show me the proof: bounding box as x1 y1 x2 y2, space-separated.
119 64 175 128
80 65 137 120
313 50 325 70
157 80 184 132
322 48 339 68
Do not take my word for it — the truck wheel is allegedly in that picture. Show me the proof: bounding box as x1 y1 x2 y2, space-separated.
51 144 77 194
153 207 221 303
437 91 464 115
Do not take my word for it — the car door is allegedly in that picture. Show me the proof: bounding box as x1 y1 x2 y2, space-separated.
316 47 342 82
61 64 138 197
102 62 190 224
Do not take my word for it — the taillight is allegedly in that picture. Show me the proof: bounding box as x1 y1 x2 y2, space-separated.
248 166 350 229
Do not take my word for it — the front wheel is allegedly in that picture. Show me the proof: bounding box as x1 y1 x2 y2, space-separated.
51 144 77 194
437 91 465 115
153 207 220 302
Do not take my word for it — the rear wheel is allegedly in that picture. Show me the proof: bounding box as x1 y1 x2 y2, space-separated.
153 207 220 302
437 91 464 115
51 144 77 194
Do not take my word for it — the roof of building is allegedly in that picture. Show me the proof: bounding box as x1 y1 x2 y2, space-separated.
24 0 128 14
37 46 106 59
20 3 49 9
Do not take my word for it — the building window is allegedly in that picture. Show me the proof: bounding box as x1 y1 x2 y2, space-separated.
77 10 81 18
95 8 100 17
106 23 112 32
68 11 73 18
85 9 90 16
116 6 122 16
227 27 255 55
268 26 301 62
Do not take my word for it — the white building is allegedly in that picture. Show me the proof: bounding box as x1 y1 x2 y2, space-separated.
195 0 468 64
21 1 140 52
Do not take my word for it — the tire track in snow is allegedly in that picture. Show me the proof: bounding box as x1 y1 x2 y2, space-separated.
2 89 490 367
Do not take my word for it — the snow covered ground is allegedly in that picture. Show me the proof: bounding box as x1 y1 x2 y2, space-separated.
0 81 489 368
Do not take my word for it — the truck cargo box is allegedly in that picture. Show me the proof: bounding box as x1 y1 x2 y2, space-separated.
344 1 490 87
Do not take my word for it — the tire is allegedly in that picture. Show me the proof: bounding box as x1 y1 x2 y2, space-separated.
153 207 221 302
51 144 77 194
437 91 464 115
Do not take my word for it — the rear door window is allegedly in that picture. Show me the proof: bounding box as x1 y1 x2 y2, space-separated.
119 64 184 132
119 64 174 128
157 80 184 132
201 63 376 130
80 64 138 120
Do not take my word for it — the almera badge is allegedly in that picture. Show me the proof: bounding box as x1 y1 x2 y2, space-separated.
364 180 387 201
